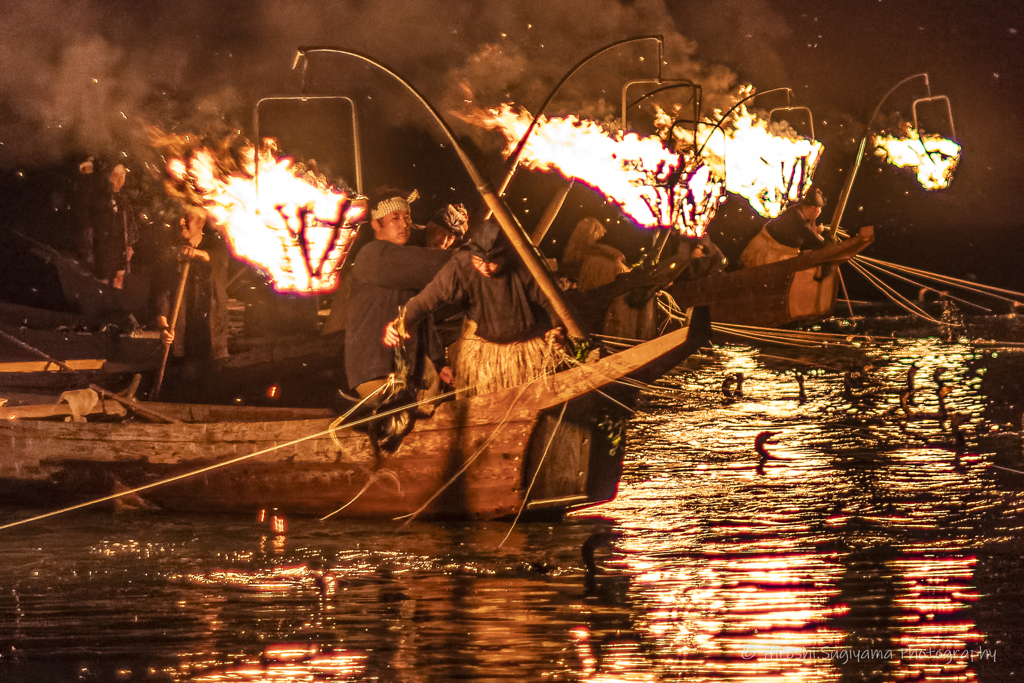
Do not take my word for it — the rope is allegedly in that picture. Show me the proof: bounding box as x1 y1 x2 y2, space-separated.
855 258 992 313
713 321 885 344
328 377 395 452
848 260 943 324
499 401 568 547
393 377 539 524
991 464 1024 476
838 269 855 319
319 469 402 520
856 256 1024 302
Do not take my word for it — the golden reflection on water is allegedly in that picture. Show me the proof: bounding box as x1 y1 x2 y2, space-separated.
2 339 1020 682
578 338 1020 681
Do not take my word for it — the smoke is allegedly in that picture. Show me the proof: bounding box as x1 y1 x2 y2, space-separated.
0 0 743 166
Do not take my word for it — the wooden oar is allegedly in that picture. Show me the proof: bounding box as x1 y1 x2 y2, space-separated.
0 328 74 372
89 383 180 424
151 260 190 399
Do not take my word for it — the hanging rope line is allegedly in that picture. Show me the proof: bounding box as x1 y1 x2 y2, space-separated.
319 470 402 520
855 256 1024 303
837 269 855 319
499 401 568 547
393 378 538 525
848 260 943 324
854 258 992 313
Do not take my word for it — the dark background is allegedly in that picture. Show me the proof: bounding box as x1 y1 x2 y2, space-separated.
1 0 1021 307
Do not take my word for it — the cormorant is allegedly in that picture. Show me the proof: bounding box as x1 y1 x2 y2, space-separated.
755 430 779 475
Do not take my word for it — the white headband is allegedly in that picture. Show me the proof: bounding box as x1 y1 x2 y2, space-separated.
371 189 419 220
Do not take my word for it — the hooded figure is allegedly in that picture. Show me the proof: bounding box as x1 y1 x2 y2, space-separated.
385 220 563 396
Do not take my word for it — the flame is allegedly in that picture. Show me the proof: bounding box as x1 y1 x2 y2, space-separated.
872 126 961 190
683 105 823 218
469 104 724 238
469 102 822 233
160 136 362 295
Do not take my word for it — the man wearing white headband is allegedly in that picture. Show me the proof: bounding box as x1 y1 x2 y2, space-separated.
344 188 453 434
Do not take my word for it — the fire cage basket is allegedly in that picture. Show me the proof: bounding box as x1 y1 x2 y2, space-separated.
622 79 703 159
912 94 957 141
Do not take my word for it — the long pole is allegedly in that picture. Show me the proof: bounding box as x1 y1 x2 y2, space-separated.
487 36 664 218
151 260 190 399
296 47 587 339
530 180 575 246
825 73 929 240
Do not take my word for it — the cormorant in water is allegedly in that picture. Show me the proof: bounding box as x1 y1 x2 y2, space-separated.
722 372 744 401
794 371 807 404
755 430 779 475
906 361 919 406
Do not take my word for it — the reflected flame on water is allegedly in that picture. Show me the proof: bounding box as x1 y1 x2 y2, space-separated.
576 339 1005 680
190 645 365 682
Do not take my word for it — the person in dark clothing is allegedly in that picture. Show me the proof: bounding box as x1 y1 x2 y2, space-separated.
384 220 563 397
344 189 453 403
93 163 140 289
156 206 230 363
740 187 827 268
71 156 103 267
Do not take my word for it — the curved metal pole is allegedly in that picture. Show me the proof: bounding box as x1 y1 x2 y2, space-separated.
294 47 587 339
626 81 697 111
826 73 930 238
489 35 664 216
696 87 793 158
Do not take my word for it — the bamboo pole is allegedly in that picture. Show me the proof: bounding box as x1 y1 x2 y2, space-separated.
151 260 190 399
530 180 574 246
296 47 588 340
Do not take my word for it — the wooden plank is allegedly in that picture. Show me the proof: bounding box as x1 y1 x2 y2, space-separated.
0 359 105 373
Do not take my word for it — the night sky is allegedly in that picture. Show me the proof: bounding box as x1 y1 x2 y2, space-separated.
1 0 1021 290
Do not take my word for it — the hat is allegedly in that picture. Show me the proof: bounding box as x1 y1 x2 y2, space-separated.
462 220 507 261
371 189 419 220
428 203 469 237
800 187 825 208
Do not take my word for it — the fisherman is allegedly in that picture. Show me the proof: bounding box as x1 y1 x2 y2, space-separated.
78 160 140 288
740 187 828 268
70 155 102 266
156 205 230 366
383 219 564 397
344 188 453 413
559 217 657 340
423 203 469 250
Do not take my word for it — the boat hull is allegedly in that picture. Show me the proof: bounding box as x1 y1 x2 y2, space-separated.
669 227 874 328
1 318 705 520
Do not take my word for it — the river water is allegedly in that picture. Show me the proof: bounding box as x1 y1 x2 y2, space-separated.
2 321 1023 682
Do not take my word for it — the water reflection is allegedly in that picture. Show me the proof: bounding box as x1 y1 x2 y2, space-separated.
0 337 1021 681
587 338 1022 681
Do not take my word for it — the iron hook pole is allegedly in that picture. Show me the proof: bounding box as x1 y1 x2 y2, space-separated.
486 35 665 218
825 73 930 239
294 47 587 339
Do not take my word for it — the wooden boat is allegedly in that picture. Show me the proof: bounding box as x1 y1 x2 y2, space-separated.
0 312 707 520
0 297 345 406
666 226 874 328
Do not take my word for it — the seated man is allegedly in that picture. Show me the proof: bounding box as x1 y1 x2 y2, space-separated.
384 220 563 397
740 187 828 268
344 188 453 416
